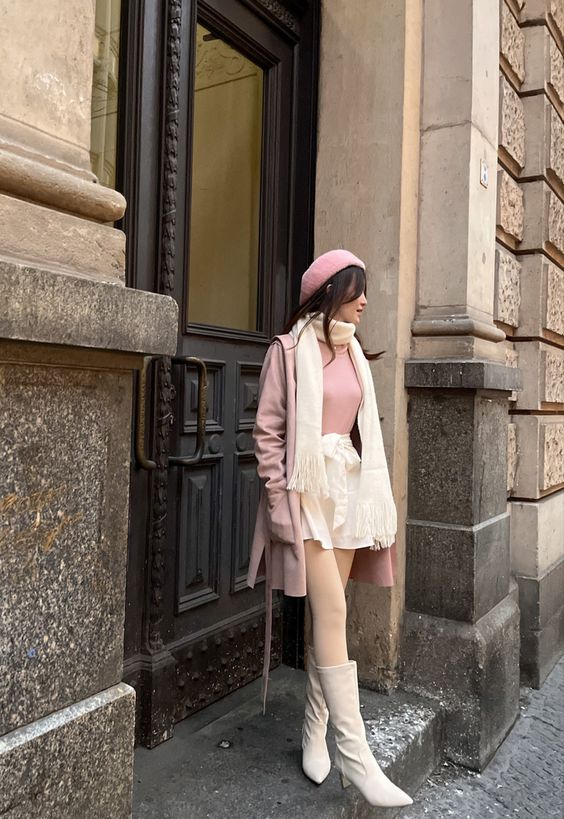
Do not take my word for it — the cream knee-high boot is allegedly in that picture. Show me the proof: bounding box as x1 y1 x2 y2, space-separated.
301 645 331 784
316 660 413 808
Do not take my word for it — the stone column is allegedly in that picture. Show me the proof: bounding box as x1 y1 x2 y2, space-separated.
0 4 177 817
314 0 421 689
399 0 521 770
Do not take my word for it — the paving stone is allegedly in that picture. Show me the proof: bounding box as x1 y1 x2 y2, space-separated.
401 656 564 819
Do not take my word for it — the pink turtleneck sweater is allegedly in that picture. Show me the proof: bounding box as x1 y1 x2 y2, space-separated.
318 339 362 434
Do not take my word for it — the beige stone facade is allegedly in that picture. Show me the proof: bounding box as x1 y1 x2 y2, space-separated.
1 0 563 811
498 0 564 686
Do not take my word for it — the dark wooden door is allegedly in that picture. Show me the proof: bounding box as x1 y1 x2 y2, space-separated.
120 0 318 747
166 1 293 717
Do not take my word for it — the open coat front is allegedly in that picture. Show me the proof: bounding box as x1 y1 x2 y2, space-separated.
246 333 397 709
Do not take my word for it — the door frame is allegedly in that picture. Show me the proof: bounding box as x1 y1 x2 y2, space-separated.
117 0 319 747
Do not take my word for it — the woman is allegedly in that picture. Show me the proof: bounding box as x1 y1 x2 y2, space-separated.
246 249 413 809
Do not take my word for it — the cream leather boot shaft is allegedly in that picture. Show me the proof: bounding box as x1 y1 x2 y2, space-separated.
301 645 331 784
316 660 413 808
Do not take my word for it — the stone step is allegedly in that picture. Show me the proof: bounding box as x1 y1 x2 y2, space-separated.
133 665 444 819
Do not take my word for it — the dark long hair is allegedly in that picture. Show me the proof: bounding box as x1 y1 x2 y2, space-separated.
283 265 385 362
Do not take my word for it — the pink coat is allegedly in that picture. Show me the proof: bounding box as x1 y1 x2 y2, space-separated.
246 333 397 709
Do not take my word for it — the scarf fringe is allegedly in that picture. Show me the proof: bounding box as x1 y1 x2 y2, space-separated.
355 500 397 548
287 453 329 496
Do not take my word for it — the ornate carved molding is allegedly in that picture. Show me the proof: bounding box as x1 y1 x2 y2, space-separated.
254 0 299 33
148 0 182 652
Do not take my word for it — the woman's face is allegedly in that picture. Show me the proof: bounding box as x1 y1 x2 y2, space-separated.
331 288 368 326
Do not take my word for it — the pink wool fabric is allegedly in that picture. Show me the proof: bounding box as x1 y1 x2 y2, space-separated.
299 249 366 304
247 333 397 711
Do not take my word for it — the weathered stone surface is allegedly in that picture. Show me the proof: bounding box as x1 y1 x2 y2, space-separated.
517 555 564 630
405 514 510 623
543 421 564 488
513 415 564 497
0 3 94 161
551 0 564 39
546 260 564 334
407 389 509 526
549 106 564 187
0 193 126 283
510 490 564 576
520 180 564 262
0 364 132 734
402 659 564 816
548 186 564 250
0 260 178 357
418 123 498 322
522 94 564 191
421 0 499 144
499 74 525 170
516 553 564 693
521 0 564 46
0 147 126 224
550 32 564 104
520 599 564 687
522 25 564 113
501 2 525 86
516 341 564 409
0 684 135 819
494 246 521 326
400 591 520 770
497 168 524 243
517 254 564 340
544 345 564 402
508 422 518 491
404 359 521 391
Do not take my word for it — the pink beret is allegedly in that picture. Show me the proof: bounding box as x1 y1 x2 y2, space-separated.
299 249 366 304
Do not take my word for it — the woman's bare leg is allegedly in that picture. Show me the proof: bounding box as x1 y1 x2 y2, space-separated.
304 539 353 667
333 547 355 590
305 547 354 647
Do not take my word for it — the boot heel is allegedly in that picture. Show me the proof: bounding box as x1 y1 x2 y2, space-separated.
340 772 351 789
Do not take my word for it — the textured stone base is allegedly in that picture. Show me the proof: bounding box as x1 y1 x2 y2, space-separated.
0 683 135 819
400 588 520 770
406 513 510 622
517 556 564 688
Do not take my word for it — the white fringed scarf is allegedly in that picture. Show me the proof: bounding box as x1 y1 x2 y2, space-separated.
287 314 397 549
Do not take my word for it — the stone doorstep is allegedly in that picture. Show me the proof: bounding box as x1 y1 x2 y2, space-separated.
133 665 444 819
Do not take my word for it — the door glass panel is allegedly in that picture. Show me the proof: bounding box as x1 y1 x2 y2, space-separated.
90 0 121 190
188 23 264 332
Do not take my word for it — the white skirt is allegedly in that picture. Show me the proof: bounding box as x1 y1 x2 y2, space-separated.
300 433 378 551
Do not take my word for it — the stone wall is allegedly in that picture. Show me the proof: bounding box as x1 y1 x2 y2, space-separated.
498 0 564 687
0 2 178 816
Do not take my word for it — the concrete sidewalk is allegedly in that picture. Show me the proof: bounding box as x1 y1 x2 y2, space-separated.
133 665 442 819
133 656 563 818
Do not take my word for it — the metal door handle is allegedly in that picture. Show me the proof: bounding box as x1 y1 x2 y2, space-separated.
168 356 208 467
134 355 208 470
135 356 157 471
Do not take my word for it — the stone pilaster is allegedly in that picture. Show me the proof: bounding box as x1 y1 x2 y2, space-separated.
400 0 521 771
401 362 521 770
